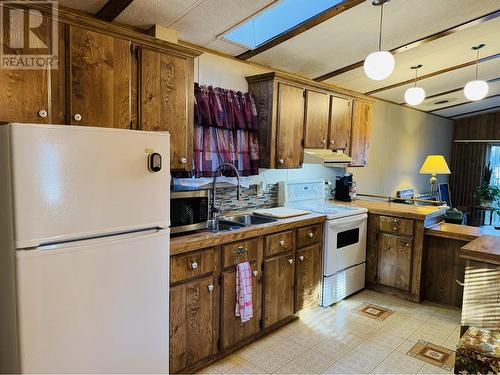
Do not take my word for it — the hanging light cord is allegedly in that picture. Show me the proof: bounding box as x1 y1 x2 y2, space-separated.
414 67 418 87
378 4 384 51
475 48 480 79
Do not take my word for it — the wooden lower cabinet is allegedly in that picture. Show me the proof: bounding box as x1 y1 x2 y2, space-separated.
221 262 262 349
377 233 412 291
295 244 322 311
169 274 218 373
263 252 295 328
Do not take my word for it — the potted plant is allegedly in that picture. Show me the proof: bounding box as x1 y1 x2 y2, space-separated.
474 162 500 208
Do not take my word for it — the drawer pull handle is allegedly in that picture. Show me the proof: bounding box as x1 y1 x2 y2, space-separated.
279 240 285 246
308 232 314 238
253 270 258 277
190 262 198 269
208 284 214 292
288 258 293 264
299 255 305 261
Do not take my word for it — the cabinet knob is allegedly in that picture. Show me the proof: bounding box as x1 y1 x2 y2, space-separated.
73 113 82 122
279 240 285 246
38 109 48 118
393 227 398 231
253 270 258 277
392 219 398 223
180 157 187 164
330 139 335 145
322 139 327 145
288 259 293 264
278 158 284 165
236 246 247 255
299 255 305 261
190 262 198 270
207 284 214 292
308 232 314 238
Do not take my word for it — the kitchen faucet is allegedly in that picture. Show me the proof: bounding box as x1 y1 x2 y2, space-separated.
211 163 241 219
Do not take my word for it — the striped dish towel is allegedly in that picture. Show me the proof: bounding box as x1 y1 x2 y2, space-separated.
235 261 253 323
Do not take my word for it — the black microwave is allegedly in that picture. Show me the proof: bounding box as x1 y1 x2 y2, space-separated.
170 190 209 234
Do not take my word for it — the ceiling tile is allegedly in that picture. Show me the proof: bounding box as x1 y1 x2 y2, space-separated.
432 95 500 117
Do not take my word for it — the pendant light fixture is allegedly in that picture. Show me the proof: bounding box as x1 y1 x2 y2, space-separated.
404 64 426 105
364 0 395 81
464 44 489 101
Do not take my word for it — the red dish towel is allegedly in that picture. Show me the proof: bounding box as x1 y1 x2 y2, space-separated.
235 261 253 323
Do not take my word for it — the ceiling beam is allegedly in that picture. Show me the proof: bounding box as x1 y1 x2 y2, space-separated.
451 105 500 119
314 9 500 82
236 0 364 60
398 77 500 105
95 0 134 22
429 93 500 113
364 53 500 96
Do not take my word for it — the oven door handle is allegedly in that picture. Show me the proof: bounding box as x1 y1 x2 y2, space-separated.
327 213 367 229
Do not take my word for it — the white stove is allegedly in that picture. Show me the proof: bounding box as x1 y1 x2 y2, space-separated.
279 179 368 306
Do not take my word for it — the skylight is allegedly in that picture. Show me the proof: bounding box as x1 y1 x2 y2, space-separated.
223 0 344 49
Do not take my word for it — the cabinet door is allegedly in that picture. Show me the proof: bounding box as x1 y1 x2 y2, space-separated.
0 13 64 124
221 262 262 349
350 99 373 166
264 252 295 327
304 90 329 148
329 96 352 152
295 244 322 311
139 47 194 171
276 83 305 168
68 26 131 128
170 275 217 373
377 233 412 291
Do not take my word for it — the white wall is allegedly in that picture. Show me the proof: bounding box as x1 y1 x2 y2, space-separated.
195 52 455 197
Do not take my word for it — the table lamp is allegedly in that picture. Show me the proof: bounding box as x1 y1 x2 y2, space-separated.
419 155 451 199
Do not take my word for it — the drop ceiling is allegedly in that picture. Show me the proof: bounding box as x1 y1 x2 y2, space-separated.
59 0 500 118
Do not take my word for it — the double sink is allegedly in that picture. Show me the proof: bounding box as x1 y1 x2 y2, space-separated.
208 214 277 232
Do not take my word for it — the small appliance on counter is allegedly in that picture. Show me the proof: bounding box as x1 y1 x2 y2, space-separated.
335 173 354 202
170 189 209 234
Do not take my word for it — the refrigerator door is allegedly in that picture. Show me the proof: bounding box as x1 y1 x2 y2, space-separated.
15 229 169 374
8 124 170 249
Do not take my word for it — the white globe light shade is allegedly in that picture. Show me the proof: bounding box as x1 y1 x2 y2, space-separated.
404 86 426 105
464 80 489 101
363 51 395 80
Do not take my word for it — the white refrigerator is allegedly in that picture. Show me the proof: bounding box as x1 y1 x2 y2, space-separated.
0 123 170 374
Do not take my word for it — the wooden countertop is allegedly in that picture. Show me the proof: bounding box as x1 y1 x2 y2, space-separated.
425 223 500 241
170 213 326 255
330 199 447 221
460 235 500 265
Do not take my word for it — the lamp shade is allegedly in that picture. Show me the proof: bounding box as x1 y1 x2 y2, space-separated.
419 155 451 174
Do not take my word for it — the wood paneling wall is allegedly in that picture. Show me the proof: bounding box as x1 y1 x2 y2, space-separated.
450 110 500 225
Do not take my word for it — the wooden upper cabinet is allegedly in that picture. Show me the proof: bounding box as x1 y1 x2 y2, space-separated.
377 233 412 291
139 47 194 171
276 83 305 168
68 26 131 128
0 12 64 124
329 95 352 152
350 99 373 166
304 90 329 148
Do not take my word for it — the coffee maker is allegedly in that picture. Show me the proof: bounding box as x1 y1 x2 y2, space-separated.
335 173 353 202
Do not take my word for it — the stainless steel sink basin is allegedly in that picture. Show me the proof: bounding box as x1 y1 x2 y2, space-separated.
207 214 277 232
221 214 278 226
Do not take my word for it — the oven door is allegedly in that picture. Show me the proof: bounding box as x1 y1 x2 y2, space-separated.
324 214 367 276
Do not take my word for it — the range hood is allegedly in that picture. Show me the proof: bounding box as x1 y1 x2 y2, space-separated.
303 148 352 167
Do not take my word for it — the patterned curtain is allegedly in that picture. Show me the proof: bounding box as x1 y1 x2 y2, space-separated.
193 83 260 177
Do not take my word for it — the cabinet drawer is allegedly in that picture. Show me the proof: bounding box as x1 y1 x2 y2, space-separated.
379 216 414 236
170 247 216 284
222 238 259 268
296 224 322 248
264 230 294 258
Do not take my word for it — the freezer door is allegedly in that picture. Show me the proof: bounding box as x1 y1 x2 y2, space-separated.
15 229 169 374
8 124 170 248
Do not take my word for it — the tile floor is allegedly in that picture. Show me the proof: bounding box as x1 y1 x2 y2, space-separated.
198 290 462 374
